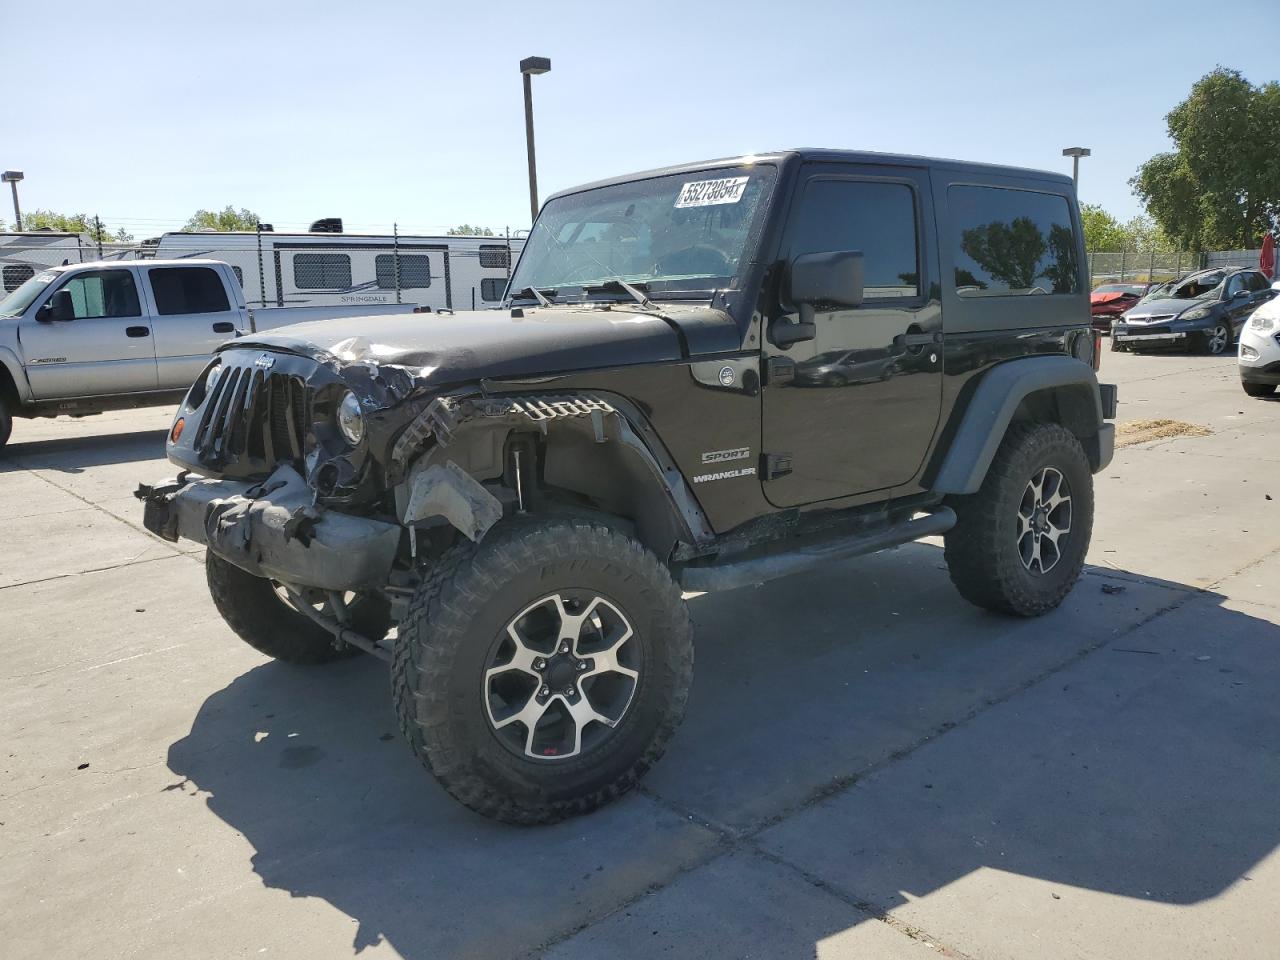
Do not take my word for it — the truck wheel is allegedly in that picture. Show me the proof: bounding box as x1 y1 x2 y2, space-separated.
206 551 390 664
1242 381 1277 398
392 518 693 824
944 422 1094 617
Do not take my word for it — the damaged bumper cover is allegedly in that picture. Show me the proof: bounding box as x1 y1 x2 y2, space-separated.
136 465 401 592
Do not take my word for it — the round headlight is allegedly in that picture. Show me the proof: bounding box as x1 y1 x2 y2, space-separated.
336 391 365 445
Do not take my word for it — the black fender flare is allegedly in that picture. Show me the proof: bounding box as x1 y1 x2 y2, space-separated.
931 356 1111 496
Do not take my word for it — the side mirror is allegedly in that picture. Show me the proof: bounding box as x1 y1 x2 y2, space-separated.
1233 288 1250 300
775 251 864 347
39 289 75 322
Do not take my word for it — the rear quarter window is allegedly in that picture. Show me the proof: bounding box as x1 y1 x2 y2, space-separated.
948 185 1080 297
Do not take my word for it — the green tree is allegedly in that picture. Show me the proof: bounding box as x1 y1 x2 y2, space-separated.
1132 67 1280 249
184 206 260 232
1080 204 1129 251
446 224 495 236
21 209 133 242
961 216 1046 290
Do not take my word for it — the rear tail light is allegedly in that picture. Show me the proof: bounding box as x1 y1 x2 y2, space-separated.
1093 330 1102 371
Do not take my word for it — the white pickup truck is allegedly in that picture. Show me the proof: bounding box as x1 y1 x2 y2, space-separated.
0 259 420 450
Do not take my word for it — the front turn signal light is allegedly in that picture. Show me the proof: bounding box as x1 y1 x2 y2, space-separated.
170 418 185 444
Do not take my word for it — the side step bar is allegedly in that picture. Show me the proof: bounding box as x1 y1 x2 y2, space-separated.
679 507 956 593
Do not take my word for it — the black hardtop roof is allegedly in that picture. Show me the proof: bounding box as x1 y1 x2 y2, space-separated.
544 149 1074 204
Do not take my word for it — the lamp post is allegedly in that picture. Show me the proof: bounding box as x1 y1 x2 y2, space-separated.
2 170 23 231
519 56 551 226
1062 147 1091 191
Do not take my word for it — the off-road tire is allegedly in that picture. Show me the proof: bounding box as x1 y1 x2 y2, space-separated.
392 518 693 825
206 550 390 664
944 422 1094 617
0 398 12 452
1242 381 1277 398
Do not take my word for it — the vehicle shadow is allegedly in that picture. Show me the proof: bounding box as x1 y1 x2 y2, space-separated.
166 546 1280 957
0 428 168 473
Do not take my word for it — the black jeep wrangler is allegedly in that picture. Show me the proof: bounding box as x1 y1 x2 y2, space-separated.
139 150 1116 824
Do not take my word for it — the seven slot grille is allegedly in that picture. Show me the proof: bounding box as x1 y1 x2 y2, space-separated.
193 358 310 469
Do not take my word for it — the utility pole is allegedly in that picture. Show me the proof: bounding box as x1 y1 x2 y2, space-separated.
2 171 24 230
1062 147 1091 191
519 56 551 226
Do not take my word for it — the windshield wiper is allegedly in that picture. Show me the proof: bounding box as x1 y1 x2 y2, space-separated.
511 285 555 307
585 279 655 310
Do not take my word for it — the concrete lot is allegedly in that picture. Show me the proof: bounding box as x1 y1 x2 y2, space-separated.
1 350 1277 959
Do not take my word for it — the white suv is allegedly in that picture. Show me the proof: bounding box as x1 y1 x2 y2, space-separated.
1239 294 1280 398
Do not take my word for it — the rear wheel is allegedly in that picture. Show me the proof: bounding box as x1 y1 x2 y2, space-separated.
206 551 390 664
392 518 693 824
1242 381 1277 398
944 422 1094 617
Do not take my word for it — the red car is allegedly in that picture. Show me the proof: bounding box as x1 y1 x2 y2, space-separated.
1090 282 1153 333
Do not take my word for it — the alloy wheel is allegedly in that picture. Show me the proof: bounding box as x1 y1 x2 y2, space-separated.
1017 466 1073 575
483 593 640 761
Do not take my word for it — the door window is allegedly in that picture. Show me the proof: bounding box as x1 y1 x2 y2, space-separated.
57 270 141 318
292 253 352 289
789 180 920 299
149 267 231 314
481 277 506 302
948 186 1079 296
1225 274 1247 298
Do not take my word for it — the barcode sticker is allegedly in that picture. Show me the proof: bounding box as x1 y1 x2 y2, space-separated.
674 177 749 208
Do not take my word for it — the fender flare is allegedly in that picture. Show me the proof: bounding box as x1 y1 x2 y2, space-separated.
931 356 1107 496
0 346 32 406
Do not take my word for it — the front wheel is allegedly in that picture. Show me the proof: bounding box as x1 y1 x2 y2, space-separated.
206 551 389 664
1242 381 1277 398
1202 322 1232 355
944 422 1094 617
392 518 693 824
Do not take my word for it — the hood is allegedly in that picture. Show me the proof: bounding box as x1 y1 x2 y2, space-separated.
1090 290 1132 305
228 304 739 386
1125 298 1204 317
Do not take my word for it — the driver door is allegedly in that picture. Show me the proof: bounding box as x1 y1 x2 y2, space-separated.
761 163 943 506
20 267 157 399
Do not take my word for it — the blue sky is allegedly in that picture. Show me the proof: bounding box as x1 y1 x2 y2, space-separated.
6 0 1278 238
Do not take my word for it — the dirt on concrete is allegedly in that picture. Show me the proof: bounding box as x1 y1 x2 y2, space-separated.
1115 418 1213 448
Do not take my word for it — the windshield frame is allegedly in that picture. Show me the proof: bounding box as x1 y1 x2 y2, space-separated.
508 162 780 307
0 269 60 318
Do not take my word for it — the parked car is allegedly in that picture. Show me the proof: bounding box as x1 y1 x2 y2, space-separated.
139 148 1115 825
1111 268 1275 355
1238 295 1280 398
0 259 420 450
1089 282 1151 333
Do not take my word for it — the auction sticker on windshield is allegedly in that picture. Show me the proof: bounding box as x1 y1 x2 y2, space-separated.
675 177 749 208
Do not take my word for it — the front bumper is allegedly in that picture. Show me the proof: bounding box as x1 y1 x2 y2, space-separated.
136 465 401 592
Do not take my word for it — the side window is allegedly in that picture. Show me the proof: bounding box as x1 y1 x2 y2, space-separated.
58 270 141 319
3 264 34 292
479 244 510 269
1226 274 1247 298
789 179 920 299
293 253 352 290
149 267 231 315
1246 272 1268 293
375 254 431 289
949 185 1079 297
480 277 506 302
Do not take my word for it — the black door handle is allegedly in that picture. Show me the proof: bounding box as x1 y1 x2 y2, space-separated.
212 321 235 333
126 326 150 338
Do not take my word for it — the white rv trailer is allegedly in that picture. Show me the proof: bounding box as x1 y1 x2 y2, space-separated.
149 231 524 311
1 232 146 293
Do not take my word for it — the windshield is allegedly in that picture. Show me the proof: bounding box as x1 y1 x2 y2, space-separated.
1170 272 1224 301
0 270 58 317
508 164 777 301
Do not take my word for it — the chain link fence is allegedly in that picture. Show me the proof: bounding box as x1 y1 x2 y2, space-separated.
0 229 525 313
1086 249 1200 287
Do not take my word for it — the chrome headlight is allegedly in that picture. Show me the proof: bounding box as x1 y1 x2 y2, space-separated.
186 360 222 410
1251 312 1275 331
1181 306 1213 321
336 390 365 445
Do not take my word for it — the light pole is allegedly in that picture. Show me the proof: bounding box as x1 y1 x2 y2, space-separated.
1062 147 1091 191
520 56 551 226
2 170 23 231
